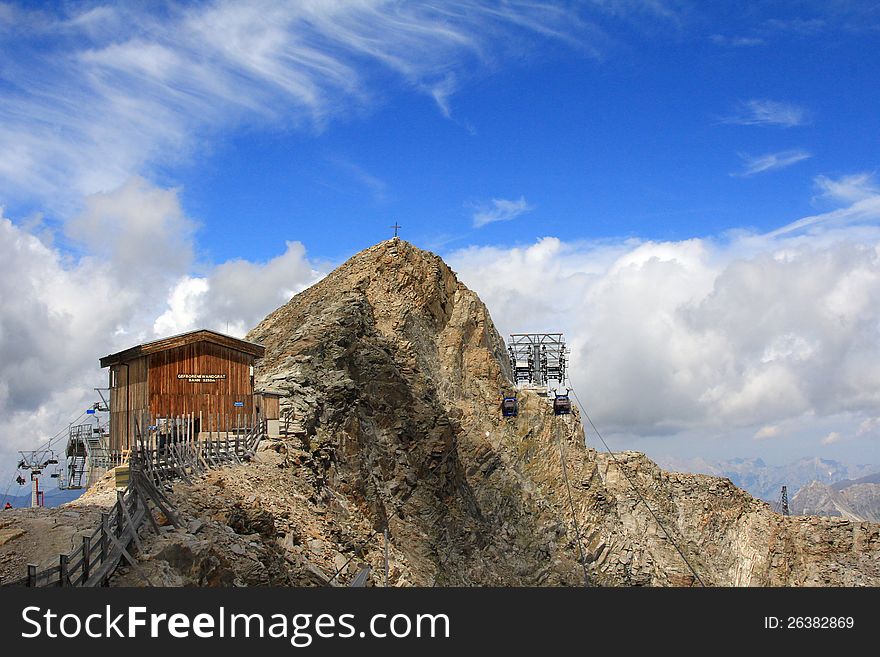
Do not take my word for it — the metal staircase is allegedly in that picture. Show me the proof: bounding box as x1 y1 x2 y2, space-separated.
63 423 110 489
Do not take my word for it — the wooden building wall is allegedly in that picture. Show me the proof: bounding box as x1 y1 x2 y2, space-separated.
108 357 149 451
109 342 258 450
148 342 255 420
259 394 280 420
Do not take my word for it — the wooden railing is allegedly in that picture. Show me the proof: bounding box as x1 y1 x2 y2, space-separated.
133 413 264 488
1 413 265 588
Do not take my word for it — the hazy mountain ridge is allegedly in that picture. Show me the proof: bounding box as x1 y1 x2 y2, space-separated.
791 480 880 522
1 487 83 509
656 456 880 502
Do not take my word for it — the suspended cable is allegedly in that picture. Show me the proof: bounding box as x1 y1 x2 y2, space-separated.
1 474 17 508
2 409 91 505
568 385 706 587
554 420 590 586
326 528 381 586
325 478 401 586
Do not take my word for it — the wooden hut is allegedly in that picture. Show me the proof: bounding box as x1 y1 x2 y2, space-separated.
100 330 266 451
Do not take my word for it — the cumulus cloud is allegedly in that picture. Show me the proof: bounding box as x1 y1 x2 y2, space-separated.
448 177 880 441
721 99 809 127
754 425 782 440
472 196 534 228
0 179 322 488
821 431 842 446
731 150 811 177
153 242 322 337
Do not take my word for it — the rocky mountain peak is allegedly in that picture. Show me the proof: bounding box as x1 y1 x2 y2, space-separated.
38 239 877 587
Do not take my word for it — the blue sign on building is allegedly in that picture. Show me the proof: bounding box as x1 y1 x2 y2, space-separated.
233 401 244 407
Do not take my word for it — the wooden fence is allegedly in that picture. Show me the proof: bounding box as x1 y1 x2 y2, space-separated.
1 413 265 588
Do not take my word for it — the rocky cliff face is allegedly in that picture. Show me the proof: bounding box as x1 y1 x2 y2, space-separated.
108 239 880 586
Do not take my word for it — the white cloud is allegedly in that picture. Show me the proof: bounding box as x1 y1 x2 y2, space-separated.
754 425 782 440
814 172 880 204
0 1 594 212
768 173 880 237
732 150 811 177
857 417 880 438
425 72 458 119
325 157 389 202
0 179 322 487
448 179 880 440
153 242 322 338
821 431 842 445
472 196 534 228
721 99 809 127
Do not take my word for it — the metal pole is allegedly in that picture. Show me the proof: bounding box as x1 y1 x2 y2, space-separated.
384 528 389 587
123 363 131 451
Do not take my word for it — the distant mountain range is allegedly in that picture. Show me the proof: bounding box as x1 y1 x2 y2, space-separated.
1 486 84 509
655 456 880 503
790 473 880 522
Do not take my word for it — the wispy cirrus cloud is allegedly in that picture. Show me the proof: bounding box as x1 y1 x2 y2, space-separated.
721 99 809 127
710 34 764 47
768 172 880 237
472 196 534 228
326 157 389 202
0 1 597 214
813 172 880 204
731 149 812 177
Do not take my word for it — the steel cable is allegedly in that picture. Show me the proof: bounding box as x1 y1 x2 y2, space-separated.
567 384 706 587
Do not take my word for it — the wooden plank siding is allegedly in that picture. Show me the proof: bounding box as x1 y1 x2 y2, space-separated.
108 357 149 451
148 342 255 423
107 339 262 450
259 394 280 420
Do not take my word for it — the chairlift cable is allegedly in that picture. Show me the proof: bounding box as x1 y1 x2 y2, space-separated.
554 419 590 586
1 474 17 508
567 384 706 587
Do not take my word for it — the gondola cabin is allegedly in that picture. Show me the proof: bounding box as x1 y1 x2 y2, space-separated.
553 393 572 415
501 395 519 418
100 329 266 452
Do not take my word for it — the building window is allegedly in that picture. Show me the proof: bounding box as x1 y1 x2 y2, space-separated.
111 368 118 388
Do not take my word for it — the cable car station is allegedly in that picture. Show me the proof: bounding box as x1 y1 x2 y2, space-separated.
503 332 572 418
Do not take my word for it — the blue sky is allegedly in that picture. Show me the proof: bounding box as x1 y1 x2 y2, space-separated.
5 2 879 259
135 4 877 261
2 1 880 483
